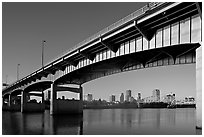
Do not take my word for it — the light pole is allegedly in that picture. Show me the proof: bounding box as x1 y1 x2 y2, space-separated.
42 40 46 68
17 64 20 81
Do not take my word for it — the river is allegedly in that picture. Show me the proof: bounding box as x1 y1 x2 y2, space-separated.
2 108 201 135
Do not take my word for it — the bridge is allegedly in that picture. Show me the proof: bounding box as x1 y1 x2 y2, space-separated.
2 2 202 129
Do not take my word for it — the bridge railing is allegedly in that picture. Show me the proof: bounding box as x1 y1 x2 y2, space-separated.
3 2 165 92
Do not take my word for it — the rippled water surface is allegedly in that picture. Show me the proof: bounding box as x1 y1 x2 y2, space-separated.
2 108 200 135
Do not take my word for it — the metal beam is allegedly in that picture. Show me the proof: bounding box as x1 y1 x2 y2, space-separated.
195 2 202 19
63 60 78 67
134 21 154 41
100 38 118 53
78 50 95 61
29 93 43 97
55 86 81 93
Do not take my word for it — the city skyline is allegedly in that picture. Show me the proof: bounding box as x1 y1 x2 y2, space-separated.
82 86 195 102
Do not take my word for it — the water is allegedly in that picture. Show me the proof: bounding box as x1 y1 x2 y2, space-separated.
2 108 200 135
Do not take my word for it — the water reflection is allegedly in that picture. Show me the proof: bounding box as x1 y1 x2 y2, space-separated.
2 108 198 135
50 114 83 135
2 110 83 135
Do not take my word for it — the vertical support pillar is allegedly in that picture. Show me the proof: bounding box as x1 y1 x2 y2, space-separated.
50 83 57 115
21 90 27 113
42 89 45 110
8 94 11 109
42 91 44 103
79 85 83 101
79 85 83 114
196 46 202 129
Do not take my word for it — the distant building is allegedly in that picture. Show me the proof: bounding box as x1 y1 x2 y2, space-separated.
109 95 116 102
184 96 195 104
143 96 154 103
138 92 141 100
162 93 175 104
120 93 124 103
137 92 142 102
87 94 93 102
125 90 131 102
130 97 135 102
152 89 160 102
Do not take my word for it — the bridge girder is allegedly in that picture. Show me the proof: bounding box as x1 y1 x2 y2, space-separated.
63 60 78 67
134 20 155 41
78 50 95 61
100 38 118 53
29 93 43 97
195 2 202 19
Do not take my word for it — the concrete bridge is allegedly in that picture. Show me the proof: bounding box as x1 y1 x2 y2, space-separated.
2 2 202 128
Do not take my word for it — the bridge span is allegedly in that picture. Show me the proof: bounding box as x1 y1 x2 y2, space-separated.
2 2 202 129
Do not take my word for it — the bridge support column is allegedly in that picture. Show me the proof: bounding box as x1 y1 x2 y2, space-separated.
79 85 83 114
8 94 11 109
21 91 27 113
50 83 57 115
196 46 202 129
41 90 45 110
50 83 83 115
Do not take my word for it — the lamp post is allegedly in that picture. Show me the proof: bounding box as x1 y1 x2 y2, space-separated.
42 40 46 68
17 64 20 81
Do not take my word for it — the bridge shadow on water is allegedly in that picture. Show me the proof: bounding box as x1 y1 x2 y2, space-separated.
2 110 83 135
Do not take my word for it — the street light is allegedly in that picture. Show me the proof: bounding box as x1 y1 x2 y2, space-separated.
42 40 46 68
17 64 20 81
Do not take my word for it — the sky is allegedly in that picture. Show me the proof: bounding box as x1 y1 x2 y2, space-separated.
2 2 196 101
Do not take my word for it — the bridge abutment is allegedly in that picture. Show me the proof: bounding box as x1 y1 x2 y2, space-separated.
196 46 202 129
50 83 83 115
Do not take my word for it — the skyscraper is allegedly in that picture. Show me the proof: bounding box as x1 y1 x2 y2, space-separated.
138 92 141 100
109 95 116 102
120 93 124 103
152 89 160 102
137 92 142 102
126 90 131 102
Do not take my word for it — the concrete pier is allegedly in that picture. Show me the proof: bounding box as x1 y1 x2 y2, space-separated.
2 94 10 111
9 95 21 111
50 84 83 115
21 90 45 113
196 46 202 129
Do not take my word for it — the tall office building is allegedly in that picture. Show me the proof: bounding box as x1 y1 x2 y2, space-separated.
152 89 160 102
137 92 141 100
125 90 132 102
87 94 93 102
109 95 116 102
120 93 124 103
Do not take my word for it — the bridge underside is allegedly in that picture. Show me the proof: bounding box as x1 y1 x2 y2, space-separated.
55 43 200 85
24 81 52 93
